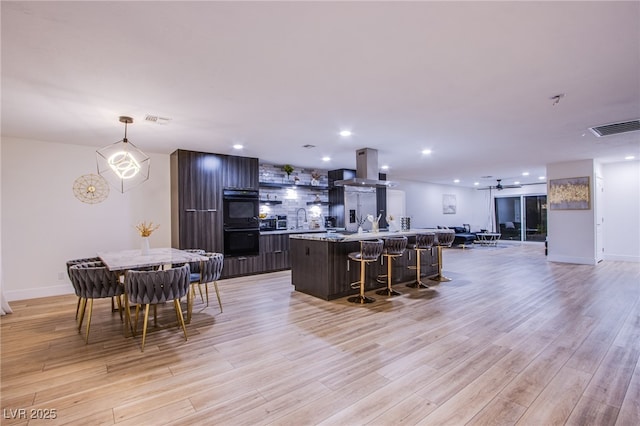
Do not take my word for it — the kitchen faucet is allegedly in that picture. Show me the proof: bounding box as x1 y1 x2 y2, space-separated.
296 208 307 229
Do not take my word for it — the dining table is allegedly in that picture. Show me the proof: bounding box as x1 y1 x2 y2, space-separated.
97 247 207 336
97 247 207 271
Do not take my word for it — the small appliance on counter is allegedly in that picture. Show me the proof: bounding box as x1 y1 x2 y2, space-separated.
259 217 276 231
276 215 288 230
324 216 336 229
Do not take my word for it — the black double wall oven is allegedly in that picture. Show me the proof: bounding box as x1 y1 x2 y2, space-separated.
223 188 260 257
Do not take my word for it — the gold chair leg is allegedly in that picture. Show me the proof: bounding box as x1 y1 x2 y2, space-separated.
212 281 222 312
204 282 210 307
116 295 123 322
141 304 150 352
77 298 87 331
133 304 140 336
174 299 188 341
75 297 81 320
153 305 158 328
123 293 134 337
198 283 204 303
85 299 93 344
187 284 194 324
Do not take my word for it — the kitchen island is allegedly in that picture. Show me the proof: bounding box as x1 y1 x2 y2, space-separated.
290 229 449 300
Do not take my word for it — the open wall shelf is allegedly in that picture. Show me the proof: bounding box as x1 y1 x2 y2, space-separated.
259 182 328 190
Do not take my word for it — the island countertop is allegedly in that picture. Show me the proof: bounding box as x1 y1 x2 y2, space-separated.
289 228 452 242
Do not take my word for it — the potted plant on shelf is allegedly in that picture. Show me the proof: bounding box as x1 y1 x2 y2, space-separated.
282 164 294 182
311 170 321 186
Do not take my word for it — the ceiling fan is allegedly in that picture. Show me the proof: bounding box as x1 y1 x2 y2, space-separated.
477 179 523 191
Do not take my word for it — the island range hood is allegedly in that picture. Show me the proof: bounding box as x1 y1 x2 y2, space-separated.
334 148 393 187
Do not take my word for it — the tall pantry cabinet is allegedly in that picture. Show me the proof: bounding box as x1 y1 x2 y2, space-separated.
170 149 259 255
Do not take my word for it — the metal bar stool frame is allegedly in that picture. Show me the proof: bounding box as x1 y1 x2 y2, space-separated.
376 236 408 297
407 233 435 289
347 239 384 304
431 230 455 282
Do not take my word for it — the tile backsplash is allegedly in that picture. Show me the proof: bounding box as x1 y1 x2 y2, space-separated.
259 163 330 229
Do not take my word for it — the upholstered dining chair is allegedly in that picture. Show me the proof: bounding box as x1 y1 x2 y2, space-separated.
187 252 224 322
68 261 124 344
124 264 190 352
66 256 101 320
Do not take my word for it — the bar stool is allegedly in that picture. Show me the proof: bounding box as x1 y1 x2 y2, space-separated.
431 230 455 282
376 236 408 297
407 233 436 288
347 239 384 304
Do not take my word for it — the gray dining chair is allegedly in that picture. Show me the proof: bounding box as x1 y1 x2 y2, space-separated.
187 252 224 322
68 261 124 344
66 256 101 320
124 264 190 352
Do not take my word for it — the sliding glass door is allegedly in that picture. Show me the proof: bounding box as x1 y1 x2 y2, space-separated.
495 195 547 241
495 197 521 240
524 195 547 241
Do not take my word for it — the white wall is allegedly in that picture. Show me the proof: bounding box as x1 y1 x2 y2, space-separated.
393 179 486 230
546 159 597 264
602 160 640 262
1 137 171 301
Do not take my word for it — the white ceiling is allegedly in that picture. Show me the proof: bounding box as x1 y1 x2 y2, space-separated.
2 1 639 188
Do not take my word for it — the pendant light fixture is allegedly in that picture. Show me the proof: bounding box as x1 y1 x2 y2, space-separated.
96 116 150 193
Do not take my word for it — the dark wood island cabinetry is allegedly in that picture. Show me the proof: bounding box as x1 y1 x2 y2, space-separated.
290 230 442 300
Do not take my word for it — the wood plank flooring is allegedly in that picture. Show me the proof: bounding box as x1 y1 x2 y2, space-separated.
2 244 639 425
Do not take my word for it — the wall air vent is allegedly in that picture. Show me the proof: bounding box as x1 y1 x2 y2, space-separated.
589 119 640 137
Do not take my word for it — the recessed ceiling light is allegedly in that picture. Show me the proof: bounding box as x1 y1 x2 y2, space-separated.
538 176 546 180
514 181 521 185
625 155 636 160
522 172 530 176
421 149 432 155
322 156 331 162
233 144 243 150
381 165 389 170
339 130 352 137
474 182 479 186
453 179 460 183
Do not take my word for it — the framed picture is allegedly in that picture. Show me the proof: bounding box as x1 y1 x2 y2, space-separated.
443 194 456 214
548 176 590 210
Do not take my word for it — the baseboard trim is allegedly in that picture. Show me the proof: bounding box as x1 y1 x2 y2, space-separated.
5 284 74 302
546 255 597 265
604 254 640 263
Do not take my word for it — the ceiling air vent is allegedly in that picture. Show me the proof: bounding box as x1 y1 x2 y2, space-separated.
144 115 172 125
589 119 640 137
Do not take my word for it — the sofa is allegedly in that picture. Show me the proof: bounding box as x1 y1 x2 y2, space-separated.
438 225 477 246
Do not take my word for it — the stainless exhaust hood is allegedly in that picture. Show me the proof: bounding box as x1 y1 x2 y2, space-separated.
334 148 393 187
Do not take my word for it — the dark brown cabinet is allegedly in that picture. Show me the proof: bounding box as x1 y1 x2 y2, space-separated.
221 255 262 278
260 233 291 272
223 155 259 190
221 233 291 278
171 150 223 253
172 150 260 255
173 149 291 278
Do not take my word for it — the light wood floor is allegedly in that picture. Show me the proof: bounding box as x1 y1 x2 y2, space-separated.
2 244 639 425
